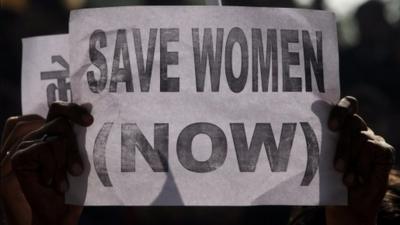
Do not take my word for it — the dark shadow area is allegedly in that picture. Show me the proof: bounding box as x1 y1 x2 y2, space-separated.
116 206 290 225
151 171 184 205
311 100 339 204
68 103 92 204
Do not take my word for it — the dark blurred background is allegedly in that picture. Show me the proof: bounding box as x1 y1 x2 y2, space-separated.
1 0 399 224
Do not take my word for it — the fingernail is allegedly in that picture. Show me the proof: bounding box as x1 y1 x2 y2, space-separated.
335 159 346 172
58 180 68 193
70 163 83 175
82 114 93 125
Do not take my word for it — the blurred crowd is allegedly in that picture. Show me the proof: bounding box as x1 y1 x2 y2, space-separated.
1 0 400 225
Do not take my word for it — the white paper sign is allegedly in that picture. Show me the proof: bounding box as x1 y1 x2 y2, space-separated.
21 35 71 116
68 6 345 206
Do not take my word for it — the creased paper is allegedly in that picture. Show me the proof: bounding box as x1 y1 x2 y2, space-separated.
21 35 71 116
22 6 346 206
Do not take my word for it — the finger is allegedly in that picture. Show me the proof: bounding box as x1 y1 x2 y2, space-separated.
334 128 351 172
334 114 368 171
346 114 368 133
11 142 66 223
0 120 45 163
369 138 394 166
1 138 46 168
22 118 84 176
11 138 68 191
38 144 57 187
351 134 393 189
343 172 356 187
328 96 359 131
49 137 69 193
17 139 42 150
23 117 74 141
47 102 93 127
66 144 84 176
0 138 42 177
341 133 365 188
1 115 44 146
353 131 375 185
364 140 393 204
1 119 44 149
53 171 68 193
11 141 51 173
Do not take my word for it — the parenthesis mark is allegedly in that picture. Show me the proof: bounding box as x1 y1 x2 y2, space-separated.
94 122 114 187
300 122 319 186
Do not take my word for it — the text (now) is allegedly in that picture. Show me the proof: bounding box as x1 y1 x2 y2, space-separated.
93 122 320 187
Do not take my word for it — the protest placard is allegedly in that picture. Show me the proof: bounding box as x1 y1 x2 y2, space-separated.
21 35 71 116
22 6 346 206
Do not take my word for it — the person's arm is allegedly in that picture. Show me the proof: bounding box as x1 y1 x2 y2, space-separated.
0 102 93 225
326 96 394 225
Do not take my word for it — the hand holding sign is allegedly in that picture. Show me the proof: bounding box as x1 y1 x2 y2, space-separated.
19 6 378 206
0 115 44 225
326 97 394 225
0 103 93 225
3 97 394 225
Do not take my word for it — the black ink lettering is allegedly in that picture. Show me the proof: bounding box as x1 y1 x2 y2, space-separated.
302 31 324 92
160 28 179 92
121 123 169 172
252 29 278 92
225 27 249 93
230 123 296 172
177 123 227 173
87 30 108 93
281 30 302 92
192 28 224 92
110 29 134 92
133 28 157 92
300 122 319 186
93 122 113 187
40 55 71 105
